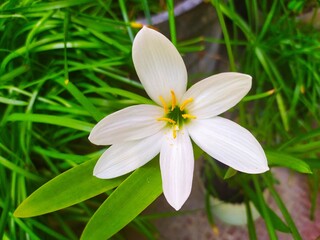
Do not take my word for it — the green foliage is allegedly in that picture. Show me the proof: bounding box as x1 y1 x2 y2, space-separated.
1 0 319 239
81 159 162 240
14 159 125 218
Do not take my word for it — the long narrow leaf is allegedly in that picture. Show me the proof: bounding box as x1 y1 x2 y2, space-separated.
252 176 277 239
81 158 162 240
263 173 302 240
266 151 312 174
7 113 93 132
14 159 125 217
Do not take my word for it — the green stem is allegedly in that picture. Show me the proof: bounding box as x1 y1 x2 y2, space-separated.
263 173 302 240
211 0 236 71
119 0 134 42
253 176 277 240
166 0 177 46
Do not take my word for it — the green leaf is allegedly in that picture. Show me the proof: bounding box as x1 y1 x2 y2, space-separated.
252 177 277 240
7 113 93 132
245 199 257 240
285 141 320 154
265 205 291 233
10 0 93 12
0 156 42 181
243 89 275 102
56 78 105 122
223 167 237 179
303 158 320 169
14 159 125 217
0 65 30 83
266 151 312 174
275 93 289 132
243 181 290 233
81 159 162 240
263 173 302 239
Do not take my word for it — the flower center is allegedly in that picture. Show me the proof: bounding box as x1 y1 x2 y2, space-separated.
157 90 196 138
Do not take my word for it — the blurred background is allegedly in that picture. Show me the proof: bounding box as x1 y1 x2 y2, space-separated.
1 0 320 239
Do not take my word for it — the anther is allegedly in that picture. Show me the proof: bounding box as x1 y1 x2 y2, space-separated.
159 96 168 113
157 117 176 124
170 90 176 110
180 98 193 111
182 114 196 119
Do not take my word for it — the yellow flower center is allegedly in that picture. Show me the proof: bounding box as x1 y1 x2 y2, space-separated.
157 90 196 138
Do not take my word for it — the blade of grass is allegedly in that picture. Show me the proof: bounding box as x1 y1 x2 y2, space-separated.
245 198 257 240
7 113 93 132
266 150 312 174
118 0 133 42
263 173 302 240
141 0 152 25
166 0 177 46
56 78 104 121
12 217 41 240
0 65 30 83
3 0 93 13
211 0 236 71
252 176 277 240
0 156 42 181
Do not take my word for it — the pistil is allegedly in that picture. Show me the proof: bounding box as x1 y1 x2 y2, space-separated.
158 90 196 139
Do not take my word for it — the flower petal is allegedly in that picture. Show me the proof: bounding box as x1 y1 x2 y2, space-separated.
182 72 252 119
94 131 163 178
187 117 269 173
160 128 194 210
132 27 187 105
89 104 165 145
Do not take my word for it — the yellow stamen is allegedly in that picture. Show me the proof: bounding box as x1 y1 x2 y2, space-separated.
159 96 168 113
157 117 176 124
182 114 196 119
180 98 193 111
170 90 176 110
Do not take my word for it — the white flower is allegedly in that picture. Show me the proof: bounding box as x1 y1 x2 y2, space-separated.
89 27 269 210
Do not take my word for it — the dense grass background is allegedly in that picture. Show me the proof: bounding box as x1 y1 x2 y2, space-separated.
1 0 319 239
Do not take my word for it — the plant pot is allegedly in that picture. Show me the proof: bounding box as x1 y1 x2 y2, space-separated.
208 194 260 226
201 159 264 226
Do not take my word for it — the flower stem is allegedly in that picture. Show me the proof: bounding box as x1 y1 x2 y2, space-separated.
211 0 236 71
166 0 177 46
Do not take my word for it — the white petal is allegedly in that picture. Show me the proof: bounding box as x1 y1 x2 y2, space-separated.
187 117 269 174
94 131 163 178
89 104 165 145
182 73 252 119
160 128 194 210
132 27 187 105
